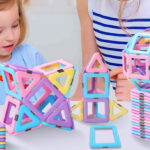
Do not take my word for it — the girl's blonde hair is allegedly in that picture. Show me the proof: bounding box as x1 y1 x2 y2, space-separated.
118 0 141 36
0 0 27 45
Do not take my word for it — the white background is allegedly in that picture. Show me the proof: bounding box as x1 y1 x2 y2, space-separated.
1 0 150 150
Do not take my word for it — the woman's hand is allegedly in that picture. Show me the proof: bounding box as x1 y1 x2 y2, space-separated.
110 67 135 101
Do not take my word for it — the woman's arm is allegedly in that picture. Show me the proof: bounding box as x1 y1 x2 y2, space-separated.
71 0 100 101
77 0 99 69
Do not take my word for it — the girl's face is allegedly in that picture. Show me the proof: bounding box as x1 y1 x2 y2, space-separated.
0 3 20 62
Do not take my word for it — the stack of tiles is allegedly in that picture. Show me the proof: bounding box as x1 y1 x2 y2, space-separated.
82 52 110 123
0 59 76 135
123 32 150 141
0 123 6 149
131 89 150 141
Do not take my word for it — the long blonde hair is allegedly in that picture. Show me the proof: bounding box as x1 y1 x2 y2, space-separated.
118 0 141 36
0 0 27 45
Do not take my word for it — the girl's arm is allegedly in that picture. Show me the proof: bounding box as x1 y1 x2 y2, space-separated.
71 0 100 101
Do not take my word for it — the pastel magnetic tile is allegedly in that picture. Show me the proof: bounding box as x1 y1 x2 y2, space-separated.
34 59 74 76
132 115 150 123
131 88 150 97
131 95 150 103
124 32 150 55
130 79 150 92
83 73 109 98
0 64 22 100
1 96 21 134
122 51 149 80
132 133 150 141
85 52 108 73
132 102 150 109
12 124 42 136
90 125 121 148
132 125 150 133
132 130 150 139
131 98 150 106
131 109 150 118
131 103 150 111
0 128 6 132
15 105 41 133
16 71 41 98
131 91 150 100
64 66 76 98
42 121 73 131
131 111 149 119
23 78 65 121
71 100 83 122
109 100 128 121
2 63 42 74
131 118 150 126
131 121 150 130
37 95 55 113
83 98 109 123
46 100 74 129
0 145 5 148
48 67 75 96
132 106 150 114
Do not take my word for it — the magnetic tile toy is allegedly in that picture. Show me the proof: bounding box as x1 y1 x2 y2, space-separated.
130 79 150 92
123 51 149 80
48 67 75 95
0 64 22 100
23 78 65 121
0 63 42 100
14 105 41 133
0 59 76 136
1 96 21 134
71 100 83 121
90 125 121 148
83 73 109 98
124 32 150 55
83 98 109 123
16 71 41 97
46 100 74 129
34 59 74 76
85 52 108 73
109 100 128 121
0 123 6 150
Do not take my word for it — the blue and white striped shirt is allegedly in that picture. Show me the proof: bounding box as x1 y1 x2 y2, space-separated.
88 0 150 89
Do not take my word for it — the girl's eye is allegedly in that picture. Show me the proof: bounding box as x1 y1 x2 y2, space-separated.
12 23 19 28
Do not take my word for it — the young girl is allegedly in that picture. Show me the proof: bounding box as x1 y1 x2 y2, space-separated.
0 0 46 105
72 0 150 101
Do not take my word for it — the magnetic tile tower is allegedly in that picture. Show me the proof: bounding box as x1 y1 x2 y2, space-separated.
0 59 76 135
82 52 110 123
0 123 6 149
71 52 128 123
123 32 150 141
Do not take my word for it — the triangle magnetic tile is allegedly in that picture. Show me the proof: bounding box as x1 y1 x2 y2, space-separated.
86 52 107 73
109 100 128 121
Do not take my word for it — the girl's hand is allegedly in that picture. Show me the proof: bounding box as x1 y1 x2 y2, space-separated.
110 67 135 101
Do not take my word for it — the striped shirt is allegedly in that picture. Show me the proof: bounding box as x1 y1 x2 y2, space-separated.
88 0 150 89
